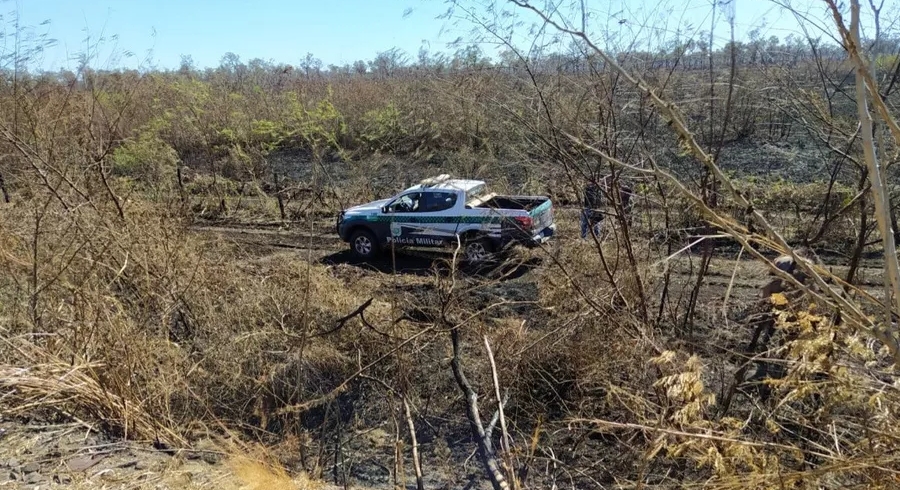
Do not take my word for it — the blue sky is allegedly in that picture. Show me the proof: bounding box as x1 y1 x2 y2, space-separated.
6 0 890 72
10 0 456 71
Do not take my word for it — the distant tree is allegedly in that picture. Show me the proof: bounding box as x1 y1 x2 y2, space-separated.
450 44 490 71
299 52 322 78
497 49 522 71
219 52 247 90
369 48 408 77
178 55 195 77
220 52 242 71
415 45 447 74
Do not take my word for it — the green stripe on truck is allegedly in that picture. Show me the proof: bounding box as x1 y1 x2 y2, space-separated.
347 215 504 225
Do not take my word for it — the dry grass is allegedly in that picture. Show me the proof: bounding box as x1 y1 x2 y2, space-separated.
54 454 330 490
0 196 397 446
227 455 323 490
3 182 897 488
0 352 186 446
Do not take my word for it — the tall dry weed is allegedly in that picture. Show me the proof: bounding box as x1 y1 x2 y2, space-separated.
0 194 389 447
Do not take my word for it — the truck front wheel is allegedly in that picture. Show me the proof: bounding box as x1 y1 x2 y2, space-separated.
349 229 379 260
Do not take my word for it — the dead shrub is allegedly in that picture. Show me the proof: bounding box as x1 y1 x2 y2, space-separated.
0 196 383 445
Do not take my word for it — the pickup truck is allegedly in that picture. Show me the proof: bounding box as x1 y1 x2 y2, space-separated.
336 175 556 263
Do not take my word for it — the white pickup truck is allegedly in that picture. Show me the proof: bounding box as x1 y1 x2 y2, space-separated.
336 175 556 263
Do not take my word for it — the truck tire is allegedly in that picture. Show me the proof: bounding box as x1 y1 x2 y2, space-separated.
349 229 379 260
463 237 494 264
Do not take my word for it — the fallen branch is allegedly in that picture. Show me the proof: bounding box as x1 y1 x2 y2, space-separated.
569 418 836 461
450 327 510 490
486 334 519 490
314 297 374 337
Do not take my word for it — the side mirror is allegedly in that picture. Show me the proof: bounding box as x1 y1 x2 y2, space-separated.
381 206 389 213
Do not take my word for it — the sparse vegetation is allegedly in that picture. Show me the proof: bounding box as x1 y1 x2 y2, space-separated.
1 0 900 488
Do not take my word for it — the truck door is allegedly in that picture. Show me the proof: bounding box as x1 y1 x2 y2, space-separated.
384 191 449 248
421 191 461 247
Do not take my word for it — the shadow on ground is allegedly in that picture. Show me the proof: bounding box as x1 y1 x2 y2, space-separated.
319 249 542 281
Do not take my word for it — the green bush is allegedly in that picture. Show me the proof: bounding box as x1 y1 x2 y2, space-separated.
112 133 180 189
360 103 407 153
184 174 243 196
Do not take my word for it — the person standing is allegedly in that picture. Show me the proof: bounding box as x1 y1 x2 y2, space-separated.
581 178 605 239
617 180 635 225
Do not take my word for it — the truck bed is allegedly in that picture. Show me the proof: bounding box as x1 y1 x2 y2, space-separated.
473 195 549 212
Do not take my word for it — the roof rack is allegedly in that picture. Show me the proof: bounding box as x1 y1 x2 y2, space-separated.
419 174 452 187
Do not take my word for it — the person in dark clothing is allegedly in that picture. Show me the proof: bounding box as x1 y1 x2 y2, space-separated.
582 176 637 239
581 179 605 239
617 181 635 225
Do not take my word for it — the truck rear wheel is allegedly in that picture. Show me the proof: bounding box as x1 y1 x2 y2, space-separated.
463 238 494 264
349 229 379 260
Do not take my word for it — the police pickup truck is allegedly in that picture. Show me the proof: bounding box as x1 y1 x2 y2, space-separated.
336 175 556 263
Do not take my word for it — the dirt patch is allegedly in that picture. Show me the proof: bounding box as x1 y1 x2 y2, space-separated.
0 420 223 489
0 418 389 489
